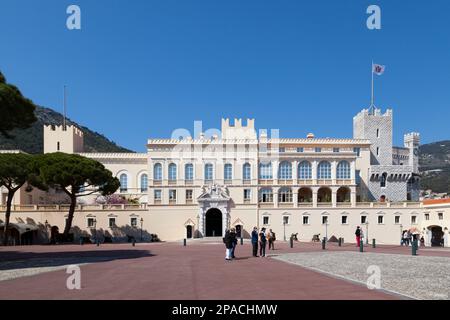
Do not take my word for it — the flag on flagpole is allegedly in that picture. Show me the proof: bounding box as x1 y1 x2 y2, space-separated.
372 64 385 75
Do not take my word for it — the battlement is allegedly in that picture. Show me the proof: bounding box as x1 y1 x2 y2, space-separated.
44 124 84 138
43 124 84 154
404 132 420 145
354 108 393 120
221 118 256 140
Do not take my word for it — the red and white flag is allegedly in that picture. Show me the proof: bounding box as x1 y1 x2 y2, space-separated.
372 64 385 75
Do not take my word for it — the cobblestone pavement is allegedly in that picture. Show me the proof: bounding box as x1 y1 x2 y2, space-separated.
272 251 450 300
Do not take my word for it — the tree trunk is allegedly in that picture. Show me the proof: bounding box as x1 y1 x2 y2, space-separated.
63 195 77 238
2 190 14 246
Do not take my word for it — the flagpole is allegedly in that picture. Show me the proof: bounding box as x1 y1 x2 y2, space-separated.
63 85 67 130
371 60 374 108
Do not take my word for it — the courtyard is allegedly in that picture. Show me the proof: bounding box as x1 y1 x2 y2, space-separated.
0 240 449 300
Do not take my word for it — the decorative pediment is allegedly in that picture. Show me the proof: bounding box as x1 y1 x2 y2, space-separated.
197 184 231 202
184 219 196 227
231 218 244 227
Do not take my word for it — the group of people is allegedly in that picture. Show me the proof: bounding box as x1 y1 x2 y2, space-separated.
251 227 276 258
222 227 276 260
401 230 424 246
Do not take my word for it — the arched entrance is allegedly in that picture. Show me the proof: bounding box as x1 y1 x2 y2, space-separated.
205 208 222 237
235 225 242 238
186 225 193 239
337 187 350 203
429 226 444 247
298 187 312 203
318 187 332 203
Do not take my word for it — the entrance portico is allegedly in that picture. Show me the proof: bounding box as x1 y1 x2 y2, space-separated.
197 185 231 237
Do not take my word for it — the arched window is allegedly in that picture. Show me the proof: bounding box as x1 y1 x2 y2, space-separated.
224 164 233 180
298 161 312 179
185 163 193 181
278 161 292 180
168 163 177 181
278 187 293 203
243 163 251 180
259 188 273 203
140 174 148 192
153 163 162 181
381 172 387 188
336 161 351 179
318 161 331 179
119 173 128 193
259 162 273 179
204 163 214 181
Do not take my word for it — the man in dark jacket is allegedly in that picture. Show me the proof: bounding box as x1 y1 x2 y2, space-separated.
251 227 259 257
259 227 267 257
223 229 234 261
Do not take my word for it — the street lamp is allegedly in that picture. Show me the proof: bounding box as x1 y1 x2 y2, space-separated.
93 218 97 243
400 224 403 245
283 220 287 241
366 221 369 245
140 217 144 242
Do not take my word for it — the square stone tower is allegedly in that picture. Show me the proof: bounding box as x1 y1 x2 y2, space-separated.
353 108 393 165
43 124 84 154
404 132 420 173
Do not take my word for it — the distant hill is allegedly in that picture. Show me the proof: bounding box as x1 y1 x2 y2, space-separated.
0 106 133 154
419 140 450 193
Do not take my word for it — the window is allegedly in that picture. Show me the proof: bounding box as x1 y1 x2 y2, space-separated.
57 142 60 151
318 161 331 179
259 188 273 203
361 216 367 224
140 174 148 192
244 189 251 201
278 161 292 180
279 147 285 153
353 147 361 157
153 163 163 181
283 216 289 225
411 216 417 224
263 216 269 225
377 215 384 224
169 190 177 201
376 129 380 138
131 217 137 227
297 147 304 153
224 164 233 180
336 161 351 179
315 147 322 153
185 164 194 181
438 212 444 220
333 148 340 153
376 147 380 156
259 162 273 179
380 172 387 188
87 218 95 228
243 163 251 180
168 163 177 181
109 218 116 228
356 170 361 185
341 216 348 224
303 216 309 225
186 189 193 201
119 174 128 192
425 214 430 221
204 163 214 181
154 189 162 201
395 216 400 224
278 187 293 203
322 216 328 225
298 161 312 179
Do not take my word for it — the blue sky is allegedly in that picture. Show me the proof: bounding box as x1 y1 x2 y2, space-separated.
1 0 449 152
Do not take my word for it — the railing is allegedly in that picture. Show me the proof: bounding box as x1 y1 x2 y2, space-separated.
0 203 148 212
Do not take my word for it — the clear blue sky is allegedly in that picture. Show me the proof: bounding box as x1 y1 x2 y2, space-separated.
1 0 449 152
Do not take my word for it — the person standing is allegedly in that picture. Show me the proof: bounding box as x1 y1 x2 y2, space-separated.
251 227 259 257
230 228 237 259
403 231 409 246
268 229 276 250
259 227 267 257
355 226 361 247
223 229 233 261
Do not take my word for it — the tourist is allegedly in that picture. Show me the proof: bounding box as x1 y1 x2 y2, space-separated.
355 226 361 247
251 227 259 257
259 227 267 257
230 228 238 259
267 229 276 250
223 229 234 261
403 231 409 246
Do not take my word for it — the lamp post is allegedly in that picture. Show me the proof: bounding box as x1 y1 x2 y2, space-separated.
93 218 97 244
283 220 286 241
45 220 50 244
140 217 144 242
366 221 369 245
400 224 403 245
325 217 328 242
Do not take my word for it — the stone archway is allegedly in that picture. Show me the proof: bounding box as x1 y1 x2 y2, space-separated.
205 208 223 237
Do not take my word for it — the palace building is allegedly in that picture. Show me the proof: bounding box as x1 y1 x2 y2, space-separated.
1 107 449 246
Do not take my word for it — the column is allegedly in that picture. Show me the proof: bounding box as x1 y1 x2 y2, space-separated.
312 187 318 208
312 160 318 185
273 160 279 183
274 187 279 208
331 187 337 208
351 186 357 208
222 208 229 236
444 229 449 248
198 208 205 237
350 160 356 184
293 187 299 208
332 160 337 185
293 160 298 184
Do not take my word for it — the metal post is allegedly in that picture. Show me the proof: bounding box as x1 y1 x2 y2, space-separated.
322 237 326 250
360 239 364 252
290 237 293 248
283 222 286 241
366 223 369 245
96 239 100 247
240 237 243 245
132 238 136 247
412 239 417 256
183 238 187 247
372 238 376 248
338 237 342 247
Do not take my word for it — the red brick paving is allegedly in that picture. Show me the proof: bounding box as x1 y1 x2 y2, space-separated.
0 241 448 300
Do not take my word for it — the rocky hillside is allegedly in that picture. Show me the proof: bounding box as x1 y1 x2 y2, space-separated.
419 140 450 193
0 106 133 154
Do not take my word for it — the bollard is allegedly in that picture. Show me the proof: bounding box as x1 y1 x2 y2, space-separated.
322 237 326 250
96 239 100 247
80 238 84 246
372 239 376 249
338 238 342 247
360 239 364 252
183 238 187 247
412 239 417 256
240 237 243 245
290 237 293 248
132 239 136 247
